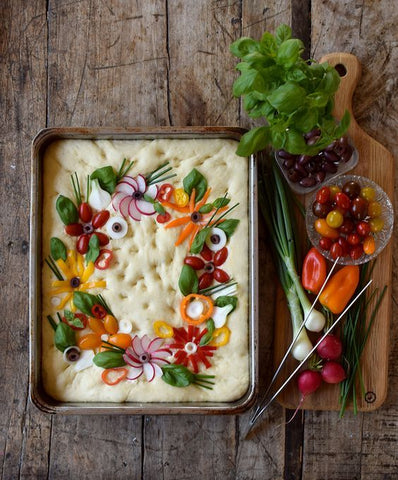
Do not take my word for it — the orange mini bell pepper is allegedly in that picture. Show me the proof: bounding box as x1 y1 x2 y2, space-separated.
319 265 360 314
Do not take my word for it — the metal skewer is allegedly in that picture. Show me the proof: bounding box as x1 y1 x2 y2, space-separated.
243 279 373 439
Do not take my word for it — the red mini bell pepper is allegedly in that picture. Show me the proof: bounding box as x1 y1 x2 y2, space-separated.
301 247 327 294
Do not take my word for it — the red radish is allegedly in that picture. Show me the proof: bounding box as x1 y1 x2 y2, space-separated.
128 199 142 221
135 199 156 215
116 182 136 195
120 175 139 189
287 370 322 423
321 361 346 384
316 334 343 360
145 184 159 199
136 174 147 192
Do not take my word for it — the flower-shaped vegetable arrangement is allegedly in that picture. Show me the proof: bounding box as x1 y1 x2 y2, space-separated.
46 158 240 391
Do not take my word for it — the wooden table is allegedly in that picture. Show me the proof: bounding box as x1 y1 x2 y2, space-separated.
1 1 397 478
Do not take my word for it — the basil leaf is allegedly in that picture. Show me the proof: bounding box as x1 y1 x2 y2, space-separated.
161 364 194 388
50 237 67 261
215 296 238 312
56 195 78 225
275 24 291 46
334 110 351 138
216 219 239 238
86 234 100 264
213 197 230 209
199 203 213 214
230 37 259 57
267 82 306 114
91 166 117 194
54 322 76 352
178 265 198 296
73 291 97 316
236 126 271 156
189 227 210 254
64 310 84 328
199 319 215 346
276 38 304 69
143 193 154 203
93 351 126 369
183 169 207 202
154 202 165 215
232 68 266 97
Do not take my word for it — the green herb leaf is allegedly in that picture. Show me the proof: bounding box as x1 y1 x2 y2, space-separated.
73 291 98 316
213 197 230 209
56 195 78 225
154 202 166 215
91 166 117 194
183 168 207 201
93 351 126 369
236 126 271 156
216 219 239 238
267 82 306 114
275 24 291 45
230 37 259 57
199 203 213 214
54 322 76 352
189 227 210 254
50 237 67 261
199 319 215 346
276 38 304 68
214 295 238 312
178 264 199 296
64 310 84 328
86 234 100 264
161 364 195 387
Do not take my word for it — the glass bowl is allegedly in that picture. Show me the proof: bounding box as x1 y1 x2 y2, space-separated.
306 174 394 265
275 137 359 195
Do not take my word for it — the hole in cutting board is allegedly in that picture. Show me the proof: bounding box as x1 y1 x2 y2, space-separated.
335 63 347 77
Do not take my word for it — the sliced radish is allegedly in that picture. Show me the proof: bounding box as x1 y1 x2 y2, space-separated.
136 174 147 192
112 191 127 211
119 196 132 219
143 362 156 382
115 182 136 195
146 184 159 200
128 200 142 221
120 175 138 190
141 334 152 352
135 199 156 215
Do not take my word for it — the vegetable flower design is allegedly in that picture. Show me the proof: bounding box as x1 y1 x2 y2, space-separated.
169 325 217 374
50 250 106 310
184 244 230 290
123 335 172 382
112 174 159 221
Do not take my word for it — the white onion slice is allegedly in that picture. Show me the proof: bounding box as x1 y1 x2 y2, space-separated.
135 199 156 215
128 199 142 221
205 227 227 251
74 350 94 372
106 216 128 239
118 319 133 333
212 284 237 299
212 305 234 328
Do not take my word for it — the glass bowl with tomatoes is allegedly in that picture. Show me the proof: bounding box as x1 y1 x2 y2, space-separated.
306 175 394 265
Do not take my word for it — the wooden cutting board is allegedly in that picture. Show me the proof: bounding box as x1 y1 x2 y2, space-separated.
273 53 394 411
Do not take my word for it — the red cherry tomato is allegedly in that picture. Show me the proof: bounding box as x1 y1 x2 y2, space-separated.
156 212 171 224
65 223 83 236
199 272 213 290
62 312 88 330
158 183 174 202
334 192 351 211
200 244 213 262
339 218 355 235
356 220 371 237
214 247 228 266
78 202 92 223
77 234 90 254
214 268 230 283
184 256 205 270
93 232 109 246
92 210 110 229
337 237 350 256
350 244 364 260
94 249 113 270
347 233 361 246
319 237 333 251
316 186 331 205
330 242 343 260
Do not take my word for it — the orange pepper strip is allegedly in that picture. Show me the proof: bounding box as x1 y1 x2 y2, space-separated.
175 222 195 246
189 188 196 213
188 224 200 250
165 216 190 229
160 201 190 213
101 367 128 386
196 188 211 210
180 294 214 325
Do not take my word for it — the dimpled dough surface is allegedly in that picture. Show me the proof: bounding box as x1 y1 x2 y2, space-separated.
41 138 249 402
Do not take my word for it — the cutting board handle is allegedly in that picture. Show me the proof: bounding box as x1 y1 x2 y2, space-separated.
319 52 362 126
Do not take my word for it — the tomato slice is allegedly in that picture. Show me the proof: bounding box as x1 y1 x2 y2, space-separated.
94 249 113 270
62 312 88 330
158 183 174 202
156 212 171 224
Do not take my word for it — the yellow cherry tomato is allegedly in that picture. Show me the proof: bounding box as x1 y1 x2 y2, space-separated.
326 210 344 229
78 333 102 350
153 320 174 338
104 315 119 335
173 188 189 207
368 201 382 218
360 187 376 202
209 326 231 347
363 235 376 255
369 217 384 232
108 333 132 350
314 219 339 239
329 185 341 200
88 317 106 335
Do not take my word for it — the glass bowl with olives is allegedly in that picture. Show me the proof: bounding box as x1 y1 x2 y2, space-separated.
306 175 394 265
275 134 359 194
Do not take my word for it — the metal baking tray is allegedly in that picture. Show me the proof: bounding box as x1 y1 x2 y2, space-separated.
29 126 258 414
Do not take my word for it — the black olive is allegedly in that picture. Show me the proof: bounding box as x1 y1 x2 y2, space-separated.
112 222 122 232
65 347 81 363
204 262 215 273
210 234 220 244
191 212 202 223
133 191 143 200
83 223 94 234
70 277 81 288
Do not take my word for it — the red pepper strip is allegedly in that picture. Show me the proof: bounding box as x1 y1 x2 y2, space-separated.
101 367 128 386
94 249 113 270
301 247 327 294
91 304 107 319
158 183 174 202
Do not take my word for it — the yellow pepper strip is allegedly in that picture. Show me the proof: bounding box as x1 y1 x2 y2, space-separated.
51 280 70 288
76 253 84 277
50 286 72 295
79 280 106 290
153 320 174 338
57 293 73 309
56 258 73 279
81 262 95 283
67 250 78 277
209 326 231 347
174 188 189 207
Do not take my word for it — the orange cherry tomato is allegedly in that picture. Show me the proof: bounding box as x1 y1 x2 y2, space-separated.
88 317 106 335
104 315 119 334
363 235 376 255
78 333 102 350
314 219 339 239
107 333 132 350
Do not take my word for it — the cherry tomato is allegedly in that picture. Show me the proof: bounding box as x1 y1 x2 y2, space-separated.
173 188 189 207
312 201 331 218
214 268 230 283
79 202 92 222
368 201 382 218
334 192 351 211
88 317 107 335
199 272 213 290
339 218 355 235
77 234 90 254
350 197 368 220
316 186 331 204
92 210 110 229
91 304 107 319
184 256 205 270
65 223 83 236
328 185 341 200
62 312 87 331
326 210 344 229
104 315 119 335
347 233 361 246
94 249 113 269
200 244 213 262
350 244 364 260
356 221 371 237
363 236 376 255
360 187 376 202
337 236 350 256
156 212 171 223
330 242 343 260
343 181 361 199
369 217 384 232
214 247 228 266
78 333 102 350
319 237 333 251
108 333 132 350
93 232 109 246
315 219 339 239
158 183 174 202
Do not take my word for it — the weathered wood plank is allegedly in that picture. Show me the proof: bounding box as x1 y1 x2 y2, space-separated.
0 1 50 479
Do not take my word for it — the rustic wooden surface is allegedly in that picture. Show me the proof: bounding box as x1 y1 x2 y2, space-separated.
1 1 397 479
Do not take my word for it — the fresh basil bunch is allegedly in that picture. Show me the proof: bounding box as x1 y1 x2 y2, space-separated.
231 24 350 156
